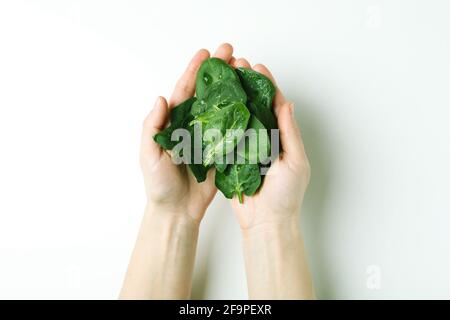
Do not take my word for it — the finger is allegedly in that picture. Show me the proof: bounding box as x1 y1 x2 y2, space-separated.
169 49 210 107
235 58 251 68
252 63 277 86
141 96 169 158
229 56 237 67
277 102 306 164
213 43 233 62
252 64 286 116
252 64 307 162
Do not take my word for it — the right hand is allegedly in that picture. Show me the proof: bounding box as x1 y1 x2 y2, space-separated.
140 44 235 223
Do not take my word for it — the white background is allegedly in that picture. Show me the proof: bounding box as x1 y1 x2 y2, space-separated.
0 0 449 299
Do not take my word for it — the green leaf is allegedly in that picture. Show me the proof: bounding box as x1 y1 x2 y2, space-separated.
236 68 277 130
188 163 208 183
186 125 209 183
196 58 240 99
215 163 262 203
191 79 247 116
237 115 271 164
200 102 250 167
153 60 280 201
153 97 196 150
190 99 208 117
153 97 210 183
236 67 276 109
246 101 278 131
214 162 228 173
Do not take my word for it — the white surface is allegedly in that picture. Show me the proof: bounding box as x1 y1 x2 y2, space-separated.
0 0 449 299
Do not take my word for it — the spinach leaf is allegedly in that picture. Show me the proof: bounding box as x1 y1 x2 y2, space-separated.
214 160 228 173
153 97 196 150
188 162 208 182
196 58 240 99
215 163 262 203
199 102 250 167
152 97 208 182
188 106 219 127
152 58 280 202
191 79 247 116
236 67 276 109
246 101 278 131
236 68 277 130
237 115 271 164
187 125 209 182
190 99 208 117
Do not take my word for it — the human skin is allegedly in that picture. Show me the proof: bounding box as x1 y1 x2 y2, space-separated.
229 59 315 299
120 44 314 299
120 44 234 299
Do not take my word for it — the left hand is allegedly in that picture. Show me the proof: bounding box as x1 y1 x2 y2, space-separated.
228 59 311 230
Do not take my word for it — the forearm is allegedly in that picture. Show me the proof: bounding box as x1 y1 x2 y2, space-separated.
120 205 200 299
242 217 314 300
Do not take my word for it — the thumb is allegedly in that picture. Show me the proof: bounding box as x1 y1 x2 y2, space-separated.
141 96 169 157
277 102 306 165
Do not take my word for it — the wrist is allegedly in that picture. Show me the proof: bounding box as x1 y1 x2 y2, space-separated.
144 202 202 229
242 217 301 242
241 215 314 300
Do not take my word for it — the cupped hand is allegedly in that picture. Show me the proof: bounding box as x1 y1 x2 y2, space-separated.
229 59 311 230
140 44 235 222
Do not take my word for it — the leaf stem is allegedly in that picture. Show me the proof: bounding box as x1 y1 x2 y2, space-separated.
238 191 243 204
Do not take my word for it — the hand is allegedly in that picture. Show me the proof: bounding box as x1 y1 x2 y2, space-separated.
121 44 238 299
229 59 311 230
140 44 235 222
227 59 314 299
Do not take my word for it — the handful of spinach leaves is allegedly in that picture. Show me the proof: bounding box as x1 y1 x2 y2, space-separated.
154 58 277 203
